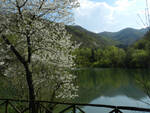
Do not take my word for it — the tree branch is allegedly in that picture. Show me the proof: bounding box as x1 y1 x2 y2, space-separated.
1 35 26 66
27 35 31 63
39 0 46 10
20 0 29 8
16 1 23 20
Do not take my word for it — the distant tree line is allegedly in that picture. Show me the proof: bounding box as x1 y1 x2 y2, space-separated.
74 32 150 68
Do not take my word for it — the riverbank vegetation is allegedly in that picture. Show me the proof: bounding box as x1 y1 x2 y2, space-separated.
74 31 150 68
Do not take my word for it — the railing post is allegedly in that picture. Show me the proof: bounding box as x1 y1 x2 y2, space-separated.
39 103 41 113
115 107 122 113
115 108 118 113
35 101 39 113
5 100 8 113
115 109 118 113
73 105 76 113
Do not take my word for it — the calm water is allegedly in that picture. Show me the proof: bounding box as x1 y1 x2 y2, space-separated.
1 68 150 113
75 68 150 113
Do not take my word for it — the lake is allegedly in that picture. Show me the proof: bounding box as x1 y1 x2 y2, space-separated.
1 68 150 113
75 68 150 113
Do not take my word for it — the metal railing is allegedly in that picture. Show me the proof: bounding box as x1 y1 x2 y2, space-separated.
0 98 150 113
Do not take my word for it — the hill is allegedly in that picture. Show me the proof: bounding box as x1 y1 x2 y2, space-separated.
66 26 119 48
133 30 150 49
99 28 147 47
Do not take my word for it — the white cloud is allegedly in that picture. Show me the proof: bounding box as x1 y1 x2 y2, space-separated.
74 0 147 32
74 0 114 32
114 0 136 11
75 0 113 16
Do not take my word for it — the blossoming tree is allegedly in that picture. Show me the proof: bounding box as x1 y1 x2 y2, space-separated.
0 0 79 112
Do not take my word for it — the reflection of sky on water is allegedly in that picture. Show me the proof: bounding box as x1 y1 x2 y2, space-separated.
83 95 150 113
76 68 150 113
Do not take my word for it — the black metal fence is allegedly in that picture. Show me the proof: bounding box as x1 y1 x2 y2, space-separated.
0 98 150 113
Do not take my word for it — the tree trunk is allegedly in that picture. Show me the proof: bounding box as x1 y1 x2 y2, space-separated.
25 65 36 113
1 35 36 113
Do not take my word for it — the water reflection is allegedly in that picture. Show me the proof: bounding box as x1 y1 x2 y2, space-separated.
1 68 150 112
75 68 150 113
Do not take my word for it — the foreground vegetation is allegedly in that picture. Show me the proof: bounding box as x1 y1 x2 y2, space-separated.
0 0 80 113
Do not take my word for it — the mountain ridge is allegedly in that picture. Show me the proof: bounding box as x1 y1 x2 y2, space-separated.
66 25 148 48
99 27 148 46
66 25 119 48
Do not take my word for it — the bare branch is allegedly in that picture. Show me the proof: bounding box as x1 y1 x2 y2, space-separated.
137 14 146 27
27 35 32 63
20 0 29 8
39 0 46 10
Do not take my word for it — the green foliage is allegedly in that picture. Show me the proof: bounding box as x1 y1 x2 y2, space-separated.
130 50 149 68
74 48 94 67
93 46 126 67
74 46 126 68
133 40 147 49
74 31 150 68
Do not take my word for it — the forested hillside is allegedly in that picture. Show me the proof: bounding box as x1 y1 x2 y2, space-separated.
66 25 119 48
99 28 147 47
74 30 150 68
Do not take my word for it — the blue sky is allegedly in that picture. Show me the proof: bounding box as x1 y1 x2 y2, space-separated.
74 0 149 33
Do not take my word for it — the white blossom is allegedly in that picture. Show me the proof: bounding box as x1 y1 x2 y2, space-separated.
0 0 80 100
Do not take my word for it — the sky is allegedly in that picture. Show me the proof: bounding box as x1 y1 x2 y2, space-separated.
74 0 150 33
